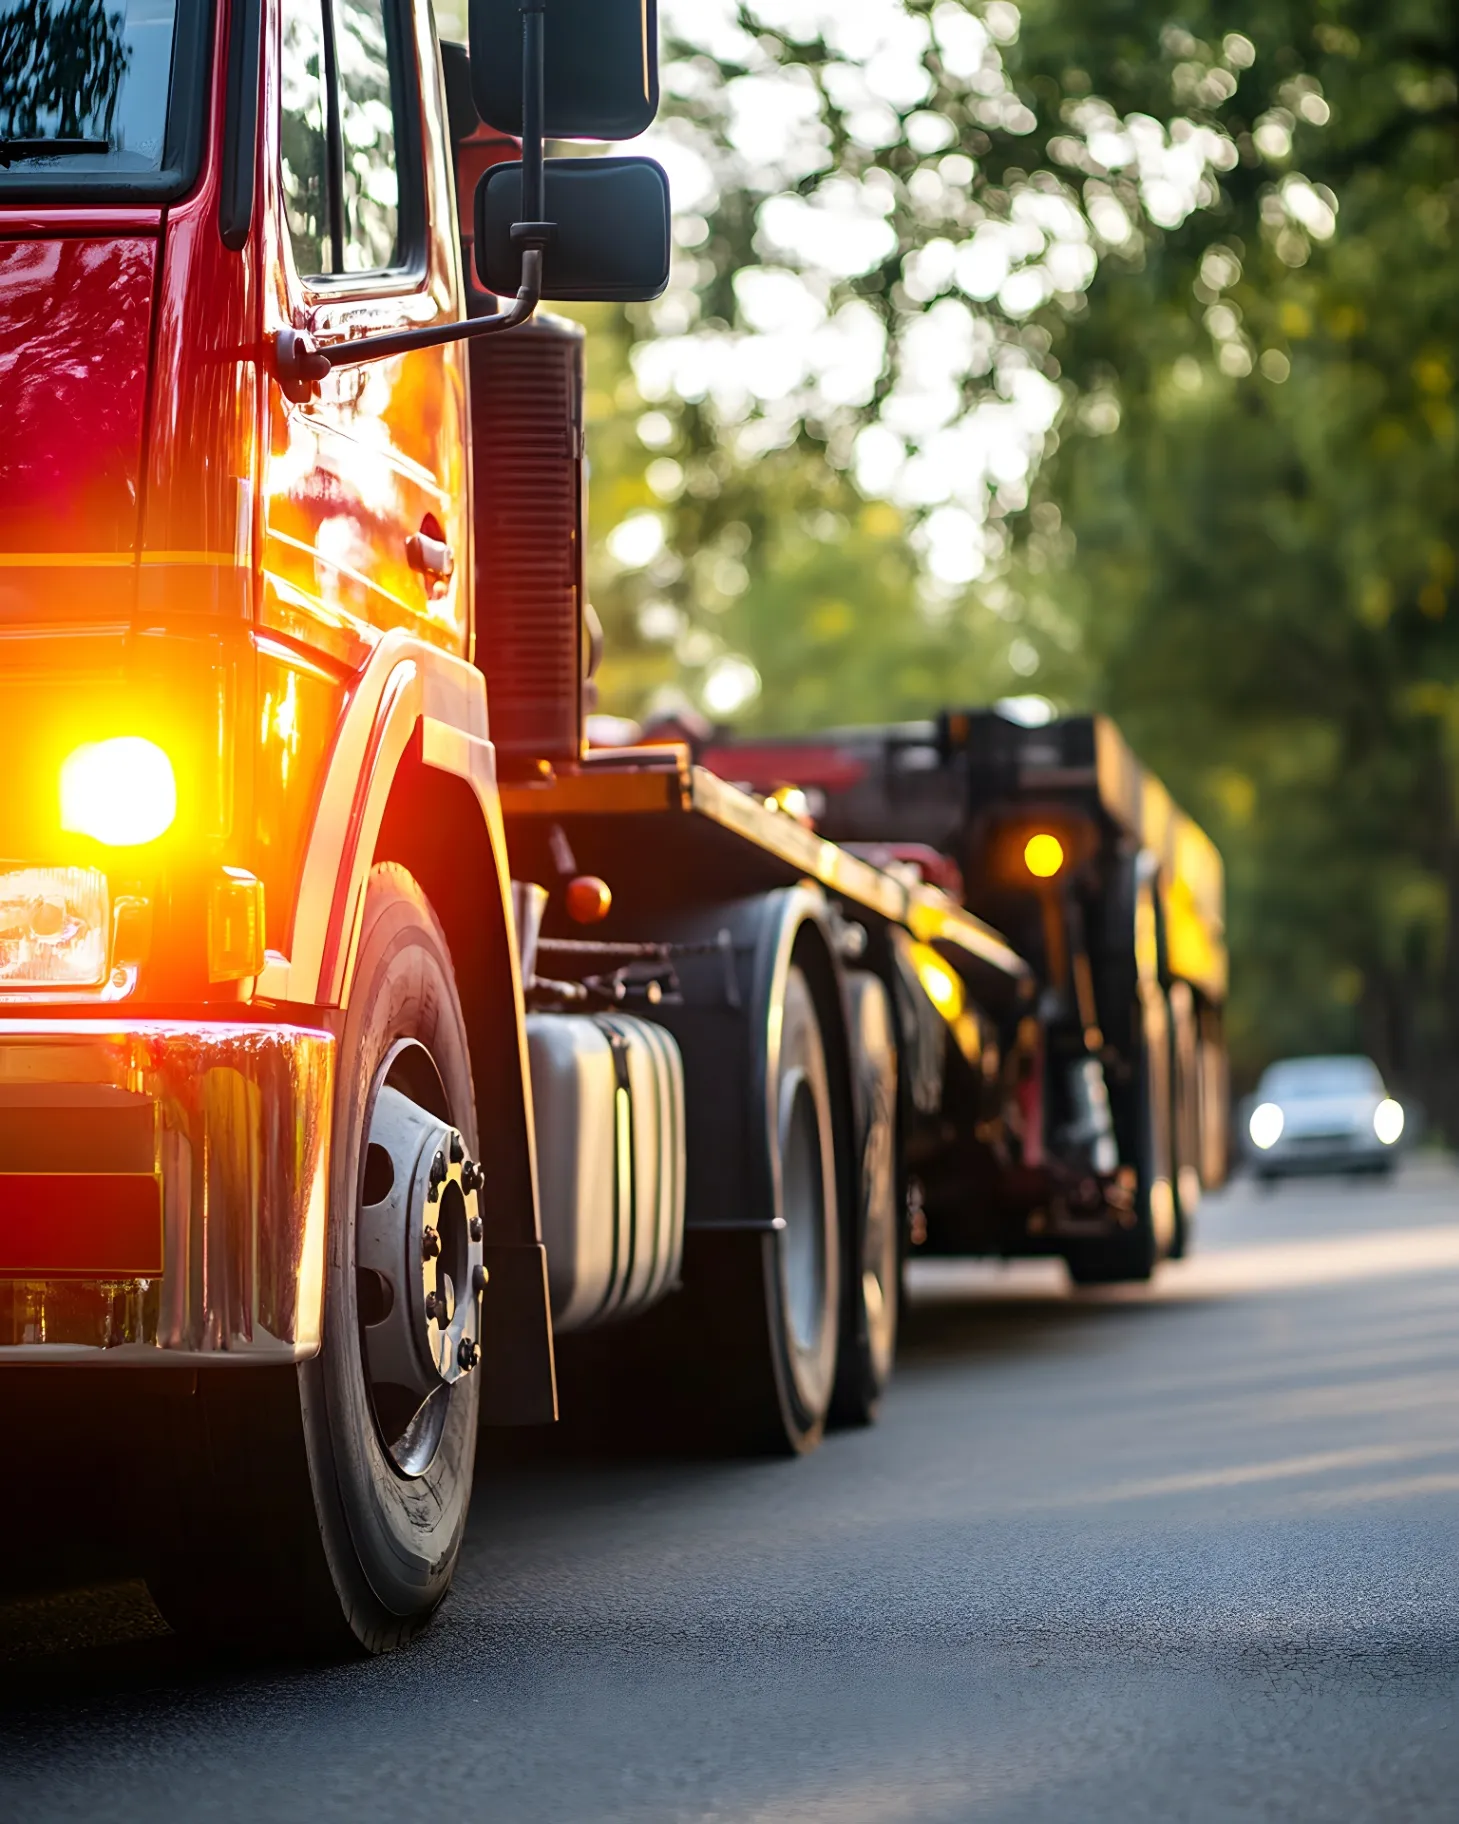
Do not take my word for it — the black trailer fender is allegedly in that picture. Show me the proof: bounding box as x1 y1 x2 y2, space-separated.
644 884 855 1243
629 884 859 1451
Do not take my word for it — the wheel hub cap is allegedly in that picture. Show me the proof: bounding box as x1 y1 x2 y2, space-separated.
357 1086 486 1448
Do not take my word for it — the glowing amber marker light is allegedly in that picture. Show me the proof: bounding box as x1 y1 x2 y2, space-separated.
1024 832 1064 879
908 941 964 1020
60 737 178 847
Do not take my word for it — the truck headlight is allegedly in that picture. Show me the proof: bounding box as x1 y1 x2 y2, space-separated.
60 736 177 847
1373 1099 1404 1146
0 866 110 987
1248 1102 1284 1150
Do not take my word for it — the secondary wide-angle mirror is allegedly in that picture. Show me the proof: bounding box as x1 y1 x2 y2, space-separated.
476 158 670 302
469 0 659 140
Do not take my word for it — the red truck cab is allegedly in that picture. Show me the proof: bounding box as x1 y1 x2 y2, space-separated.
0 0 665 1651
5 0 903 1662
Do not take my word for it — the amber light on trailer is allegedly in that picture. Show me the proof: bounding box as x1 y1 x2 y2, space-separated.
980 814 1094 894
1023 832 1065 879
906 940 984 1065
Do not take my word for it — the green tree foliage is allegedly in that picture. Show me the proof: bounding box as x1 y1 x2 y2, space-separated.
1032 3 1457 1098
582 2 1456 1107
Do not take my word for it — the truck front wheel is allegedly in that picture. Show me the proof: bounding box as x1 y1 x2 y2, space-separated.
146 866 482 1654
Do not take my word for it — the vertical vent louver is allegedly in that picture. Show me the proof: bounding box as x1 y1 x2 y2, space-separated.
471 316 586 768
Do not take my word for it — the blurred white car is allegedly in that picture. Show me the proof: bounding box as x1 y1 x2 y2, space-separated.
1245 1055 1404 1181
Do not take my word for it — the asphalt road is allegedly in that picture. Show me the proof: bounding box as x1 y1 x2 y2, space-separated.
3 1160 1458 1822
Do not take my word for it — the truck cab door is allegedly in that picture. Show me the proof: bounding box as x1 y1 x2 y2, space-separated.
263 0 470 667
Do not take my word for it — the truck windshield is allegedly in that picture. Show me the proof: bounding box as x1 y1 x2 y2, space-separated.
0 0 201 199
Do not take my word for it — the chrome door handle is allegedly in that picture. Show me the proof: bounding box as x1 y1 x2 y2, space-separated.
406 530 455 582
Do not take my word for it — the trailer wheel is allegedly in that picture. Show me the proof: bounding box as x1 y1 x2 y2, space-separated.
146 866 481 1654
1167 981 1202 1259
1065 986 1173 1287
766 964 842 1448
689 963 842 1455
831 972 899 1426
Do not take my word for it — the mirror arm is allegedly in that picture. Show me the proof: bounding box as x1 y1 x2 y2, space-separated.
274 242 547 397
275 0 551 400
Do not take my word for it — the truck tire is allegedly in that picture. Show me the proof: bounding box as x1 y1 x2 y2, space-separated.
145 867 482 1654
830 971 899 1427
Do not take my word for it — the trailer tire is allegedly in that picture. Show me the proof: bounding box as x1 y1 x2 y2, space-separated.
830 972 900 1426
1065 988 1172 1287
145 867 480 1654
1167 981 1201 1259
689 963 842 1455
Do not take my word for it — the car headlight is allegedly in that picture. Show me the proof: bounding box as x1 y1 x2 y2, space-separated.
60 736 177 847
1373 1099 1404 1146
0 865 110 987
1249 1102 1284 1150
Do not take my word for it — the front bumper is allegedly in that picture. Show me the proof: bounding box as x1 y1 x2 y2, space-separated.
1252 1133 1394 1176
0 1020 333 1363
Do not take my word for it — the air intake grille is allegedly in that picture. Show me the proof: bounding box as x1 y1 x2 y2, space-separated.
471 317 585 767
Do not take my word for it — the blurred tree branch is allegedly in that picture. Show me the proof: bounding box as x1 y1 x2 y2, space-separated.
578 1 1457 1117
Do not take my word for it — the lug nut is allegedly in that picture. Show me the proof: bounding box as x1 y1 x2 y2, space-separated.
449 1132 464 1164
429 1149 446 1187
472 1263 488 1296
425 1290 439 1321
422 1224 441 1260
457 1337 480 1371
468 1214 483 1242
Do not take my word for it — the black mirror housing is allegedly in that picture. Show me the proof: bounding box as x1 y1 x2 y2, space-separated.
469 0 658 140
476 158 670 302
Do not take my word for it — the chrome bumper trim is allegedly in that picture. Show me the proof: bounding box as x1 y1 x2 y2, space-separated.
0 1020 333 1363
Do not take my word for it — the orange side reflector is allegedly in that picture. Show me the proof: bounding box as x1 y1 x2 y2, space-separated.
209 867 266 981
565 875 613 925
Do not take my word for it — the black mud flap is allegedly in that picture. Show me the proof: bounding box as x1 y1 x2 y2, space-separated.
479 1241 559 1424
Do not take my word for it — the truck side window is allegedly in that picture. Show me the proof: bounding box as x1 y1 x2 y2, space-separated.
279 0 415 283
280 0 333 279
335 0 402 272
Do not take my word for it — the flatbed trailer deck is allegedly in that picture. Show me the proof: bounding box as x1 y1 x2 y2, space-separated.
500 747 1031 985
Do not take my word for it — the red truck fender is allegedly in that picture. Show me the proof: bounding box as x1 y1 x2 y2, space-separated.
256 625 555 1423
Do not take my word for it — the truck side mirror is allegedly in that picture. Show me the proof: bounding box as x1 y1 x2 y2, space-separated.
275 0 665 387
469 0 658 141
476 158 670 302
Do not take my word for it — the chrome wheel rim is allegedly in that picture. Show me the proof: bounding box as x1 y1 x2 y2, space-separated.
862 1090 897 1384
779 1068 828 1358
355 1041 485 1478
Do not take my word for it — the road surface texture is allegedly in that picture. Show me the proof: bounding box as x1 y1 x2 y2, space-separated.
3 1161 1458 1821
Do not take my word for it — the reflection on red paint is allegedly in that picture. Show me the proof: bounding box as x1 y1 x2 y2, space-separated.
0 236 155 559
